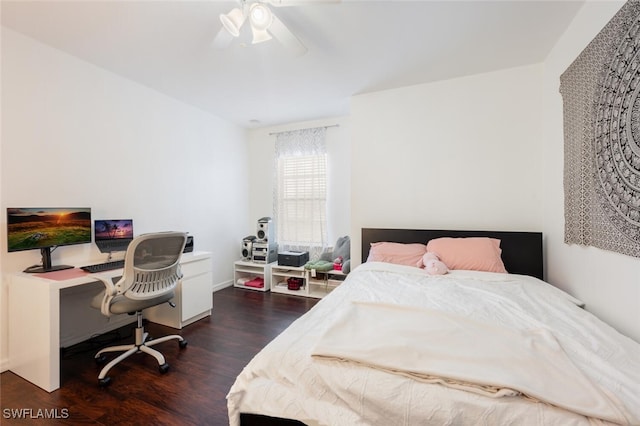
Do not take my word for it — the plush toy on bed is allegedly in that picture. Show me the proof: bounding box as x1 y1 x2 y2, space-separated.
417 252 448 275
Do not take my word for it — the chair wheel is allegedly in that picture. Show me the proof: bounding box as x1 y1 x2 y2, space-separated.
179 339 188 349
95 354 107 365
159 363 170 374
98 377 111 387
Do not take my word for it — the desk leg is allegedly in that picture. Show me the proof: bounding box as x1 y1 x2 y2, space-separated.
9 275 60 392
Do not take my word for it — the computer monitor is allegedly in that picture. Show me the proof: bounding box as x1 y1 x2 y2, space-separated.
94 219 134 254
7 207 92 273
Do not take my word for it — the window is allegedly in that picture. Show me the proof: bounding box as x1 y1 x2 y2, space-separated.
274 128 328 259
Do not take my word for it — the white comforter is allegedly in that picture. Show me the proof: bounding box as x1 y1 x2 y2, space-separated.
227 262 640 426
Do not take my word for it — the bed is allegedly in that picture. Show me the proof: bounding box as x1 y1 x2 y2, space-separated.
227 228 640 426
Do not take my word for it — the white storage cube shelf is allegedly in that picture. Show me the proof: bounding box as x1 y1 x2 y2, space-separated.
233 260 272 292
233 260 346 298
271 264 345 299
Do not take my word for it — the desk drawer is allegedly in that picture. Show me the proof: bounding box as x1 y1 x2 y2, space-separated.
182 271 213 322
180 257 211 277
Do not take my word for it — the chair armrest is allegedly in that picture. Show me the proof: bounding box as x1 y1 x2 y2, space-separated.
91 273 117 294
90 274 118 317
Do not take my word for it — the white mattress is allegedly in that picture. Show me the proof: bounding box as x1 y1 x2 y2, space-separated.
227 262 640 426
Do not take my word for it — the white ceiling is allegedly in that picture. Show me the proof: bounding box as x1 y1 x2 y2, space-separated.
1 0 583 128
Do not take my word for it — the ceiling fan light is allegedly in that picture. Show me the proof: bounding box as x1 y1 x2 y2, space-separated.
249 3 273 32
251 28 273 44
220 7 245 37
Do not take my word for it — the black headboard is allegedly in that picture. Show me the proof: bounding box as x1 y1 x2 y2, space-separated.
361 228 544 280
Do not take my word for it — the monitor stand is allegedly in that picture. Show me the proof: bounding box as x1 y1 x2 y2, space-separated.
23 247 74 273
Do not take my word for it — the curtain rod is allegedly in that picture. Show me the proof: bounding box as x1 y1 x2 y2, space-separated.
269 124 340 136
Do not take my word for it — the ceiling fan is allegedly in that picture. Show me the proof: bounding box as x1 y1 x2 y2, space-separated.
213 0 338 56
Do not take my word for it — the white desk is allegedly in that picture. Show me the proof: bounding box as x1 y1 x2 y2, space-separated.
8 251 213 392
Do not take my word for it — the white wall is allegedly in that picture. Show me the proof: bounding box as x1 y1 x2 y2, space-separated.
542 0 640 342
350 64 545 265
246 117 351 245
0 28 250 369
349 1 639 343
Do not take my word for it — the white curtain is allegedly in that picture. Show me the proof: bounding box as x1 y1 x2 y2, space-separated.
274 127 328 260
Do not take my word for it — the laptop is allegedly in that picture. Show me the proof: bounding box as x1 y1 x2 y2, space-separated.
94 219 134 253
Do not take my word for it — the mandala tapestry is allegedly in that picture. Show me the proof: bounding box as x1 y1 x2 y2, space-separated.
560 0 640 258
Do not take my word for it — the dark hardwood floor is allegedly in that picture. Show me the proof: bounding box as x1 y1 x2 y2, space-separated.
0 286 318 425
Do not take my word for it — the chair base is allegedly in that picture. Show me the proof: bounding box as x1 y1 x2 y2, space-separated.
95 311 187 386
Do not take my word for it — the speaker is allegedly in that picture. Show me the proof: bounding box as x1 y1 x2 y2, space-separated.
257 217 275 242
242 235 256 260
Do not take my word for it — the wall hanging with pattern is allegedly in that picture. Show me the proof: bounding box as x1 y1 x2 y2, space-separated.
560 0 640 258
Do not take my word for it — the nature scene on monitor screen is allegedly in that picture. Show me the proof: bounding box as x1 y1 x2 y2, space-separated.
95 220 133 240
7 208 91 251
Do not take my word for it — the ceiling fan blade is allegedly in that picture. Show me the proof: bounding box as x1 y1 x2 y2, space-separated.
268 0 341 6
212 27 234 49
269 14 307 56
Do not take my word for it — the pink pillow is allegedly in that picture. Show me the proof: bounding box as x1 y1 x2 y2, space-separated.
426 237 507 273
367 242 427 267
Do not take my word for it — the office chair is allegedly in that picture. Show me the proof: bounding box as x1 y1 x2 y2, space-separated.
89 231 188 386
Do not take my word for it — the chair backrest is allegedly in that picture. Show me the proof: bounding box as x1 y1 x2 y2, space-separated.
115 232 188 301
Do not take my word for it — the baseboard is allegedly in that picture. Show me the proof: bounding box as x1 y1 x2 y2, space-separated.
0 357 9 373
213 280 233 292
